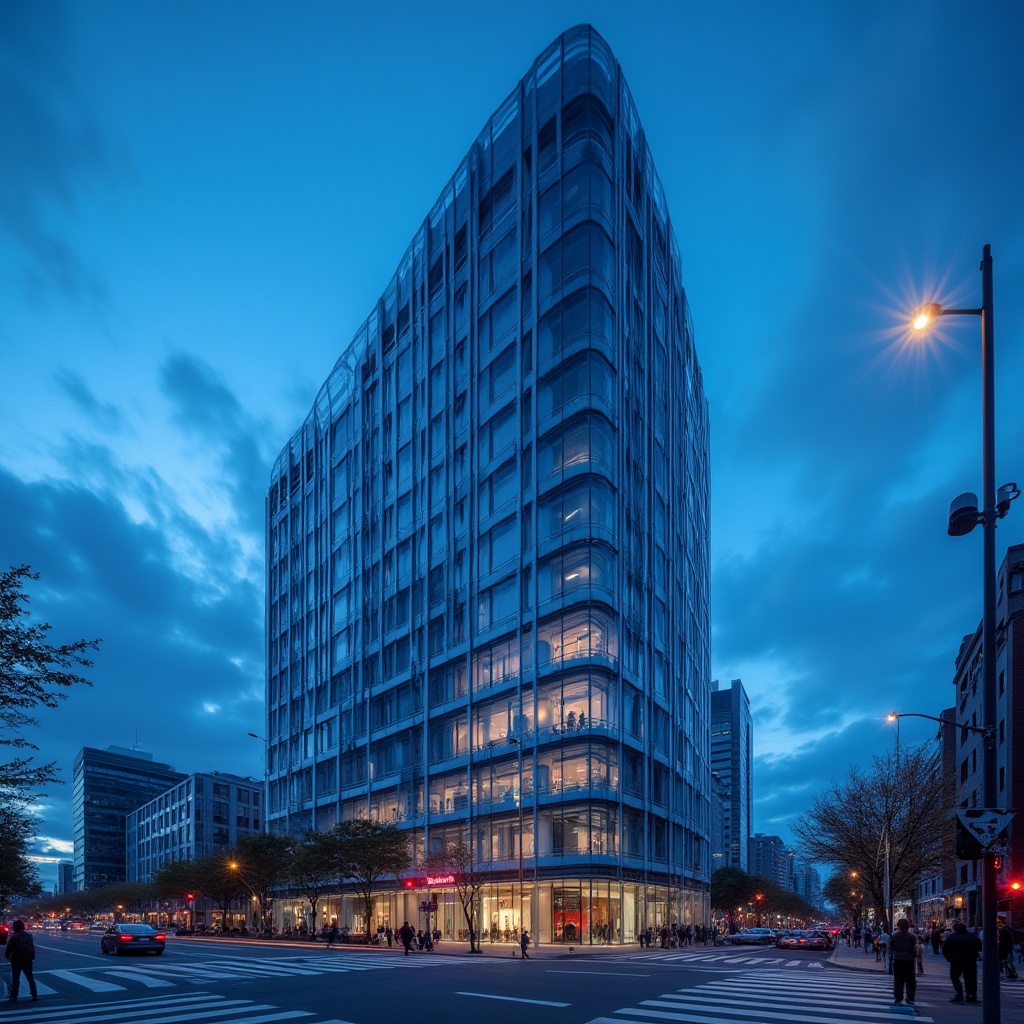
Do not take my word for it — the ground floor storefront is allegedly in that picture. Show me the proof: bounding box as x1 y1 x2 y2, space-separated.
273 878 708 947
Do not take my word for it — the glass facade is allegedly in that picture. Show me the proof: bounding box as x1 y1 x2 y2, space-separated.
72 746 187 891
266 25 712 944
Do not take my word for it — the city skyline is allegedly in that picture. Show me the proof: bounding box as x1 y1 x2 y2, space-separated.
2 0 1022 892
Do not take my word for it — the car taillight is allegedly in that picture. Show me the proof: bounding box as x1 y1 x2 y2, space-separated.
154 934 166 941
119 935 134 942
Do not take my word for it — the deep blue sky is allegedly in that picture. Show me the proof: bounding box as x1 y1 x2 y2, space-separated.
2 0 1022 891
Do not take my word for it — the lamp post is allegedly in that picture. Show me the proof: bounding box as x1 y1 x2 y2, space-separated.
509 735 525 946
908 244 1019 1023
248 731 269 832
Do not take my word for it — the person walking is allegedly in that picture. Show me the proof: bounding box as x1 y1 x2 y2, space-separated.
930 923 943 956
4 921 38 1003
324 922 339 949
889 919 918 1006
942 921 982 1003
877 927 889 966
398 920 415 955
520 929 530 959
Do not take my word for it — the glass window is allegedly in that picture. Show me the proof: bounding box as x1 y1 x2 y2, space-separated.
483 403 516 461
538 541 615 602
479 516 517 574
476 576 517 633
479 459 518 516
538 287 614 365
537 412 615 483
539 351 615 419
537 606 617 665
479 288 518 353
539 223 614 298
480 344 517 407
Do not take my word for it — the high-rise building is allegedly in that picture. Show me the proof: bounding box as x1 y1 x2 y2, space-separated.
72 746 186 891
748 833 790 888
126 772 264 882
947 542 1024 929
792 861 822 911
57 860 74 896
265 24 712 945
710 679 752 871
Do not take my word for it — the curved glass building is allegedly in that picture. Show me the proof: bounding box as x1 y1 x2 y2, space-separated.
266 25 711 945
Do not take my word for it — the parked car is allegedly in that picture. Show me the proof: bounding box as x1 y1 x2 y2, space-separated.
730 927 775 945
100 923 166 956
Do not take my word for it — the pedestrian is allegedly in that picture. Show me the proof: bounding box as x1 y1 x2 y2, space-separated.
398 920 415 955
942 921 982 1003
877 927 889 966
385 924 393 948
324 922 339 949
889 919 918 1006
520 929 530 959
4 920 38 1003
930 923 942 955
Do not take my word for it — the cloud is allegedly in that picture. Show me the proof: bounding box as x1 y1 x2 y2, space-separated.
159 353 274 536
0 0 123 310
53 369 126 433
0 458 265 865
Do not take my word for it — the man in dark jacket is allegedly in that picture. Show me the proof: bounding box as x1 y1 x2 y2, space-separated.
942 921 982 1003
4 920 38 1002
398 920 415 955
889 919 919 1005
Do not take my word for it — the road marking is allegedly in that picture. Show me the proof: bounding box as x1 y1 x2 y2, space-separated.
48 969 125 992
548 970 651 977
457 991 572 1007
103 969 175 987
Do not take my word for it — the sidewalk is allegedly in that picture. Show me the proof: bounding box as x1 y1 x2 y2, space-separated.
828 939 1017 1022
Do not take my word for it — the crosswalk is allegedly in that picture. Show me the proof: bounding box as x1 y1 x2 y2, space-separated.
0 991 354 1024
585 969 933 1024
28 950 487 1000
593 950 827 970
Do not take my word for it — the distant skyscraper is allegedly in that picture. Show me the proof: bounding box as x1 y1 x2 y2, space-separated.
57 860 74 896
711 679 752 871
792 861 822 910
127 771 264 882
72 746 186 891
748 833 788 887
265 24 712 944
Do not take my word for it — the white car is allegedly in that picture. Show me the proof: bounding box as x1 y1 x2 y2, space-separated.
730 927 775 945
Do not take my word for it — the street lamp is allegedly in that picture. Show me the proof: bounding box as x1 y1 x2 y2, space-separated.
248 731 270 832
910 245 1018 1024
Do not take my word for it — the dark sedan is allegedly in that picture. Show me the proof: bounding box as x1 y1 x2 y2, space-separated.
100 923 166 956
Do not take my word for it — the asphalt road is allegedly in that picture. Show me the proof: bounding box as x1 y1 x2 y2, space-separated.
5 930 965 1024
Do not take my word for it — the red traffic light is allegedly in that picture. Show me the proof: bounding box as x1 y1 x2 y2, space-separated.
186 893 195 900
402 879 415 889
1010 881 1022 892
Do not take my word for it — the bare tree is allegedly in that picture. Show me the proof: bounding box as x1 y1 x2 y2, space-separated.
793 743 954 929
425 832 486 953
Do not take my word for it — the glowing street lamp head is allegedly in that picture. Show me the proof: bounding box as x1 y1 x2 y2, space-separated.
912 302 942 331
886 713 898 723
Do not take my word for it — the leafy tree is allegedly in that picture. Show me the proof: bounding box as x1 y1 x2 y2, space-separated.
152 858 204 927
229 833 294 933
424 832 485 952
1 565 100 800
288 830 339 935
193 855 249 931
822 872 865 924
793 743 953 929
334 820 410 935
711 866 756 918
0 801 41 909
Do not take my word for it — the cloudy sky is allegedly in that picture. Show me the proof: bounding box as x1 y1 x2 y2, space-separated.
3 0 1022 891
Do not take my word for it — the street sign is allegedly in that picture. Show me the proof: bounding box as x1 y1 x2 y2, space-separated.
957 808 1015 848
419 901 438 912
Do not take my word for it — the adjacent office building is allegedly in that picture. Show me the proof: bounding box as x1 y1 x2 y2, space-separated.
710 679 752 871
265 25 712 944
946 542 1023 928
72 746 186 891
126 772 264 882
748 833 790 888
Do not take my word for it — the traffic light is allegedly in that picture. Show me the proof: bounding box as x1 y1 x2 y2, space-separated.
402 878 415 889
993 856 1002 872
